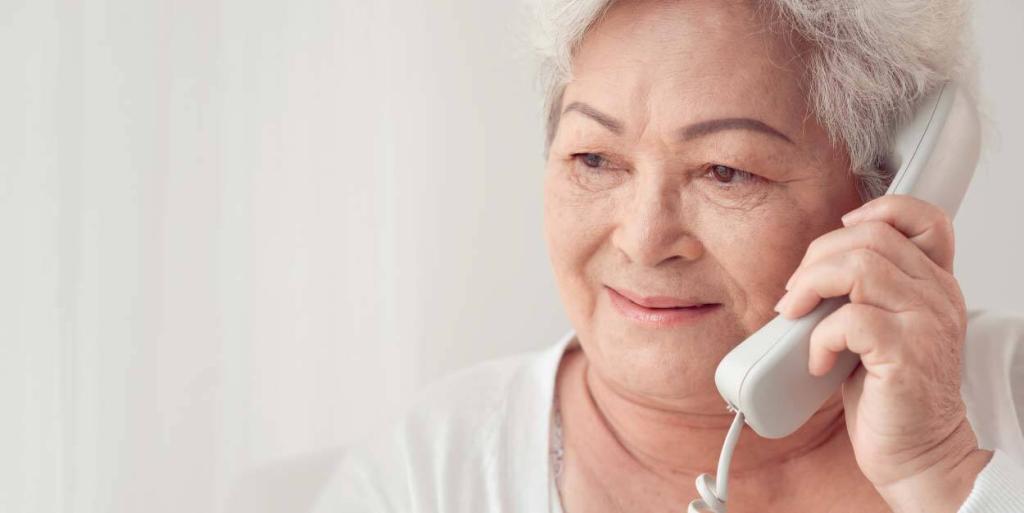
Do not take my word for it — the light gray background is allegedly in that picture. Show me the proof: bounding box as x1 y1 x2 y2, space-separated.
2 1 1021 512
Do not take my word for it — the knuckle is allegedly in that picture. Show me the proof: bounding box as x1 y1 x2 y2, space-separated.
834 303 860 327
848 247 879 273
935 210 955 240
937 273 968 320
843 302 868 318
806 234 826 258
935 266 959 290
862 221 894 245
838 303 884 352
874 195 898 214
845 304 876 333
806 234 831 262
809 320 828 349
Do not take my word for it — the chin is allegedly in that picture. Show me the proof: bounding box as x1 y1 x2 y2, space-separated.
588 318 729 382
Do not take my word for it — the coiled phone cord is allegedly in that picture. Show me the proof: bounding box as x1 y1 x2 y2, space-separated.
687 410 745 513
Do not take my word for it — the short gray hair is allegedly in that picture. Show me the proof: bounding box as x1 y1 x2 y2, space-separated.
531 0 974 201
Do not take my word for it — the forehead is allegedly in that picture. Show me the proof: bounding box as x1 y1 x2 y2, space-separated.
565 0 812 140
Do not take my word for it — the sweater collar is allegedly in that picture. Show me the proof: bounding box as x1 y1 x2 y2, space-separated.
504 329 577 511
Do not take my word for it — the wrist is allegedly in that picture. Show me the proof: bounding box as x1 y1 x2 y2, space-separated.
875 423 993 513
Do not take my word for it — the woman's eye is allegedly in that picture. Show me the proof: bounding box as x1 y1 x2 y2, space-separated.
708 164 758 185
566 152 628 191
573 153 610 169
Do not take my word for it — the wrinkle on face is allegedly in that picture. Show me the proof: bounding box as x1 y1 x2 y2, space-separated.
543 0 863 408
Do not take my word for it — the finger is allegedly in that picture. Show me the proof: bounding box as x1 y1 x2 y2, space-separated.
808 302 902 376
788 220 936 289
777 248 927 318
840 195 955 273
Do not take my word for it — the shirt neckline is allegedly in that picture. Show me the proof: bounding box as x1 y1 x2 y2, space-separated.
504 329 576 513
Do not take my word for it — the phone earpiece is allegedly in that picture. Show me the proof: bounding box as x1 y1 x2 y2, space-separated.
688 82 981 512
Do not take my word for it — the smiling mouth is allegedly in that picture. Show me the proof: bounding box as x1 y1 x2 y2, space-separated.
606 286 721 327
607 286 715 308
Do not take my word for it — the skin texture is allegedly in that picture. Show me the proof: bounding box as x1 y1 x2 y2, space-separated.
542 1 991 511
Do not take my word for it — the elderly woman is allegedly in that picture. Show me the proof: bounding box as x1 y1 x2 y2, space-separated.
325 0 1024 511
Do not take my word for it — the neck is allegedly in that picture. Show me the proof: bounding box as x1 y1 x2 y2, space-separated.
579 353 848 479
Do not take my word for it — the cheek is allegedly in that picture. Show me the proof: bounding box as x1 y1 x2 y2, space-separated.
543 169 615 319
702 201 830 327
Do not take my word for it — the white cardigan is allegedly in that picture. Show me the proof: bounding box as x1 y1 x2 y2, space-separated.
320 309 1024 512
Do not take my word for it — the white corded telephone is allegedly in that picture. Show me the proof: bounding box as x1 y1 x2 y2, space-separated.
688 82 982 513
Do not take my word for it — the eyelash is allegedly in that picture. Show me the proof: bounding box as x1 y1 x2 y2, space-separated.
570 153 762 187
707 164 760 186
573 152 615 171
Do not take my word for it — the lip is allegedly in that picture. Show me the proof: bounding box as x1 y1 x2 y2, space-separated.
606 286 720 328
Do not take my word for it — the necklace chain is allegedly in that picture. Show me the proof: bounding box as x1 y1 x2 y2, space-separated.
551 392 565 485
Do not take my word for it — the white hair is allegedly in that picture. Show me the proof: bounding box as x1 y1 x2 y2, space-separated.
530 0 974 201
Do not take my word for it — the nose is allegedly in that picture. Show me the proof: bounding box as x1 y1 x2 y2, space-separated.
611 176 704 267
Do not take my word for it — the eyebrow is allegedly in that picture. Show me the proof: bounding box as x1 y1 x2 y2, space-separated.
561 101 794 145
562 101 624 134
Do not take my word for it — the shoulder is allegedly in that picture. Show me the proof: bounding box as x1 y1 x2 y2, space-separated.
962 309 1024 393
314 333 573 512
961 309 1024 460
965 309 1024 352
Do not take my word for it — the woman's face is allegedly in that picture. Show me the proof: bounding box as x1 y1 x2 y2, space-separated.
544 0 863 409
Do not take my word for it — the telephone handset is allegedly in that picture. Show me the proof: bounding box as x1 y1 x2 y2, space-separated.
715 82 982 439
687 82 981 513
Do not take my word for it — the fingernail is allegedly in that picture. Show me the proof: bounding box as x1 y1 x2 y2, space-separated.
841 208 863 225
774 293 788 313
808 358 821 376
785 274 795 290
